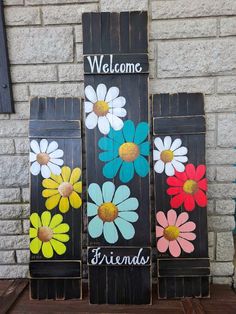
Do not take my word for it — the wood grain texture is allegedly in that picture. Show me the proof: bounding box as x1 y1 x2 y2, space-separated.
0 1 14 113
29 97 82 300
83 12 151 304
152 93 210 299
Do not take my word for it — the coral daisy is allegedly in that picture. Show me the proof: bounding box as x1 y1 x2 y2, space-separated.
167 164 208 211
156 209 196 257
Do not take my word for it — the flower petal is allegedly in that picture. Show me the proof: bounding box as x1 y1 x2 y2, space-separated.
109 107 127 117
61 166 71 182
98 136 119 151
59 197 70 213
30 140 40 154
174 156 188 163
170 138 182 151
98 116 110 134
118 211 139 222
70 168 81 185
29 228 37 238
102 181 115 203
198 178 208 191
50 238 67 255
99 150 119 162
69 191 82 209
103 157 122 179
42 178 59 189
179 221 196 232
195 165 206 181
156 211 168 228
30 161 40 176
105 86 119 102
53 223 70 234
85 111 98 129
179 232 196 241
169 240 181 257
85 85 97 103
87 202 98 217
154 160 165 174
167 176 184 187
112 185 130 205
88 183 103 205
41 165 51 179
156 226 164 238
177 237 194 254
96 83 107 101
50 158 64 166
52 233 69 243
185 164 196 179
139 141 150 156
50 214 63 229
171 159 185 172
194 189 207 207
30 213 41 229
175 171 188 181
46 141 58 154
45 194 61 210
134 122 149 145
166 187 182 195
40 139 48 153
49 149 64 159
108 128 124 144
103 222 118 244
88 215 103 238
47 162 62 175
154 137 164 152
73 181 82 193
164 136 172 149
153 150 160 161
170 192 185 208
119 161 134 183
30 237 42 254
165 162 175 176
117 197 139 212
115 217 135 240
157 236 169 253
184 194 195 211
109 96 126 108
41 211 51 227
106 113 124 131
167 209 177 226
134 155 149 177
174 147 188 156
84 101 94 113
175 212 189 227
50 173 63 184
29 152 36 162
42 241 53 258
122 120 135 142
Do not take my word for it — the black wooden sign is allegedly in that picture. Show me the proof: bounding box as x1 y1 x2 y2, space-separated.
152 93 210 298
83 12 151 304
0 1 14 113
29 97 82 299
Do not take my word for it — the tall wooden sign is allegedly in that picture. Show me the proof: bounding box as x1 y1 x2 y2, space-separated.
83 12 151 304
152 93 210 298
29 97 82 299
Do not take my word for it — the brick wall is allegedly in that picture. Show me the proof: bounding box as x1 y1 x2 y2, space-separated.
0 0 235 285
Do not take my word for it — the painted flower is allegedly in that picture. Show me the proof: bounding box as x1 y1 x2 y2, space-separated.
30 211 70 259
167 164 208 211
85 83 127 134
99 120 150 183
42 166 82 213
30 139 64 178
153 136 188 176
87 181 139 244
156 209 196 257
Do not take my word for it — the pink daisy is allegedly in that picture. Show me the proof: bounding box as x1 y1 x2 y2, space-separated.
156 209 196 257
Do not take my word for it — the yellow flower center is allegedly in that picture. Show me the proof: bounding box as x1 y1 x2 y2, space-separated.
119 142 140 162
98 202 118 222
183 179 198 195
160 150 174 163
58 182 74 197
36 153 50 165
93 100 109 116
164 225 180 241
37 226 53 242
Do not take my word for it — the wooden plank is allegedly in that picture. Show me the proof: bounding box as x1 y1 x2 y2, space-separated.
83 11 151 304
29 97 82 300
152 93 209 299
0 1 14 113
0 279 28 314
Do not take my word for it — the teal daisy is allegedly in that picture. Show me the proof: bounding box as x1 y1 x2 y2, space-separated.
98 120 150 183
87 181 139 244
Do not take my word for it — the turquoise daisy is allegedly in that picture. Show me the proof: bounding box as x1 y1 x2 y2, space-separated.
87 181 139 244
98 120 150 183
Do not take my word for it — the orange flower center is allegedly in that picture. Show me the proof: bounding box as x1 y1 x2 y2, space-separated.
119 142 140 162
183 179 198 195
163 225 180 241
98 202 118 222
58 182 73 197
160 150 174 163
93 100 109 116
37 226 53 242
36 153 50 165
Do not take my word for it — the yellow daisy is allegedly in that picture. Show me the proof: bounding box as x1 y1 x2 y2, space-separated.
29 211 70 259
42 166 82 213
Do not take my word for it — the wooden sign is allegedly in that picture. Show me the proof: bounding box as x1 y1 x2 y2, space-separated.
0 1 14 113
152 93 210 298
29 97 82 299
83 12 151 304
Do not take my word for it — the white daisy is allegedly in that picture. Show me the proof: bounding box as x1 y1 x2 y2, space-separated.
84 83 127 135
153 136 188 176
30 139 64 178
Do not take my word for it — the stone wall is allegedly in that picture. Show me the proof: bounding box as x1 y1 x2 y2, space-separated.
0 0 235 285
